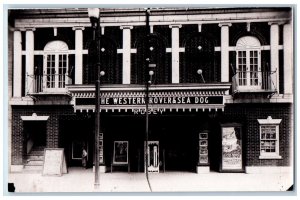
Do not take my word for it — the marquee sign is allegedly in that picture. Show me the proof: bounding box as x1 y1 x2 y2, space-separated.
75 96 223 106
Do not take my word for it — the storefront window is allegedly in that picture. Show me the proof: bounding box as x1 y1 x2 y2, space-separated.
258 116 282 159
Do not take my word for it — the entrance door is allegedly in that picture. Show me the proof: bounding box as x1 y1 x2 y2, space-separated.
43 41 69 92
145 141 159 173
236 36 262 91
23 121 47 154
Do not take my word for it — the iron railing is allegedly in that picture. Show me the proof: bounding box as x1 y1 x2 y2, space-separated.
26 73 72 94
232 70 277 94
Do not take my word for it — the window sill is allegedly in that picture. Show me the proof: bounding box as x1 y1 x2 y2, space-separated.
259 155 282 159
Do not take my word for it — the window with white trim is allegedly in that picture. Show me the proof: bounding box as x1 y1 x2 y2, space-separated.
43 40 69 92
257 116 282 159
236 36 262 90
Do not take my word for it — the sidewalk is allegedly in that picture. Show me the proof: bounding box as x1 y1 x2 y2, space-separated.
7 167 293 193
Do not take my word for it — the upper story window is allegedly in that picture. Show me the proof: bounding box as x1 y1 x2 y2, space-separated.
236 36 262 90
43 41 70 92
257 116 282 159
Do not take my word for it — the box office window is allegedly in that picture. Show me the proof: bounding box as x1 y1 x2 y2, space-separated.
258 116 282 159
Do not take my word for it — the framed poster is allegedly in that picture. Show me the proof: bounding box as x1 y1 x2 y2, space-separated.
113 141 128 164
145 141 159 173
220 124 244 172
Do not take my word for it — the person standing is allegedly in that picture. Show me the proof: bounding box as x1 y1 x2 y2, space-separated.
82 147 88 169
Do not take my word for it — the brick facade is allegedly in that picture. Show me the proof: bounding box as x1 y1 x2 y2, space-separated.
223 103 292 166
8 8 293 173
11 103 292 167
11 106 74 165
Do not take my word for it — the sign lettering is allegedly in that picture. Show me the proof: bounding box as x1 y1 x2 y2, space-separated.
133 108 165 115
76 96 223 106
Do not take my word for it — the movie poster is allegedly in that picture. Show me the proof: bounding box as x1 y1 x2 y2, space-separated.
221 127 242 171
113 141 128 164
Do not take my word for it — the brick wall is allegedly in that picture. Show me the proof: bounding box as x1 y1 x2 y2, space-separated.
222 103 292 166
11 106 74 165
11 103 293 167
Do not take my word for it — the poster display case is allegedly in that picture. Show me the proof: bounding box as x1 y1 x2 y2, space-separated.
111 141 130 172
145 141 159 173
198 132 209 165
113 141 128 164
220 124 244 172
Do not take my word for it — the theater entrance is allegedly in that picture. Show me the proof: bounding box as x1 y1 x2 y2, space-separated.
147 114 200 172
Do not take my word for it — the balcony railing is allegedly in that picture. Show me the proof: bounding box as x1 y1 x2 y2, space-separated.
26 73 72 94
232 70 277 94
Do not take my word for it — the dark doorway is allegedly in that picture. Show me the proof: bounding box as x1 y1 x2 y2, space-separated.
23 121 47 154
104 115 145 172
59 119 93 167
151 115 199 172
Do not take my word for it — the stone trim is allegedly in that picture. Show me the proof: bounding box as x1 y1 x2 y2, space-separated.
21 113 49 121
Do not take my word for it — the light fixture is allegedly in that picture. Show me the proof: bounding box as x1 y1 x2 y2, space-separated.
148 70 154 84
88 8 100 29
149 70 154 76
197 69 206 83
100 71 105 77
88 8 100 19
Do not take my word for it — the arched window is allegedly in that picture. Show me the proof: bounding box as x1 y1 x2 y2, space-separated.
43 40 69 91
236 36 262 90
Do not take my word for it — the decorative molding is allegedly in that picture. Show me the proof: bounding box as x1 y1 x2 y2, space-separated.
72 26 85 31
69 85 230 99
44 40 69 52
268 21 286 26
218 22 232 27
21 113 49 121
19 27 36 31
74 104 225 113
259 155 282 159
71 89 228 99
257 116 282 125
236 36 261 48
14 10 291 28
169 24 182 28
120 25 133 29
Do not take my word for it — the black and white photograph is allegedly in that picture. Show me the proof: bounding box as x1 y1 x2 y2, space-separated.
3 2 296 196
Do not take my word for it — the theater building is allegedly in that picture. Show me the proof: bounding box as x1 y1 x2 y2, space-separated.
8 7 293 174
